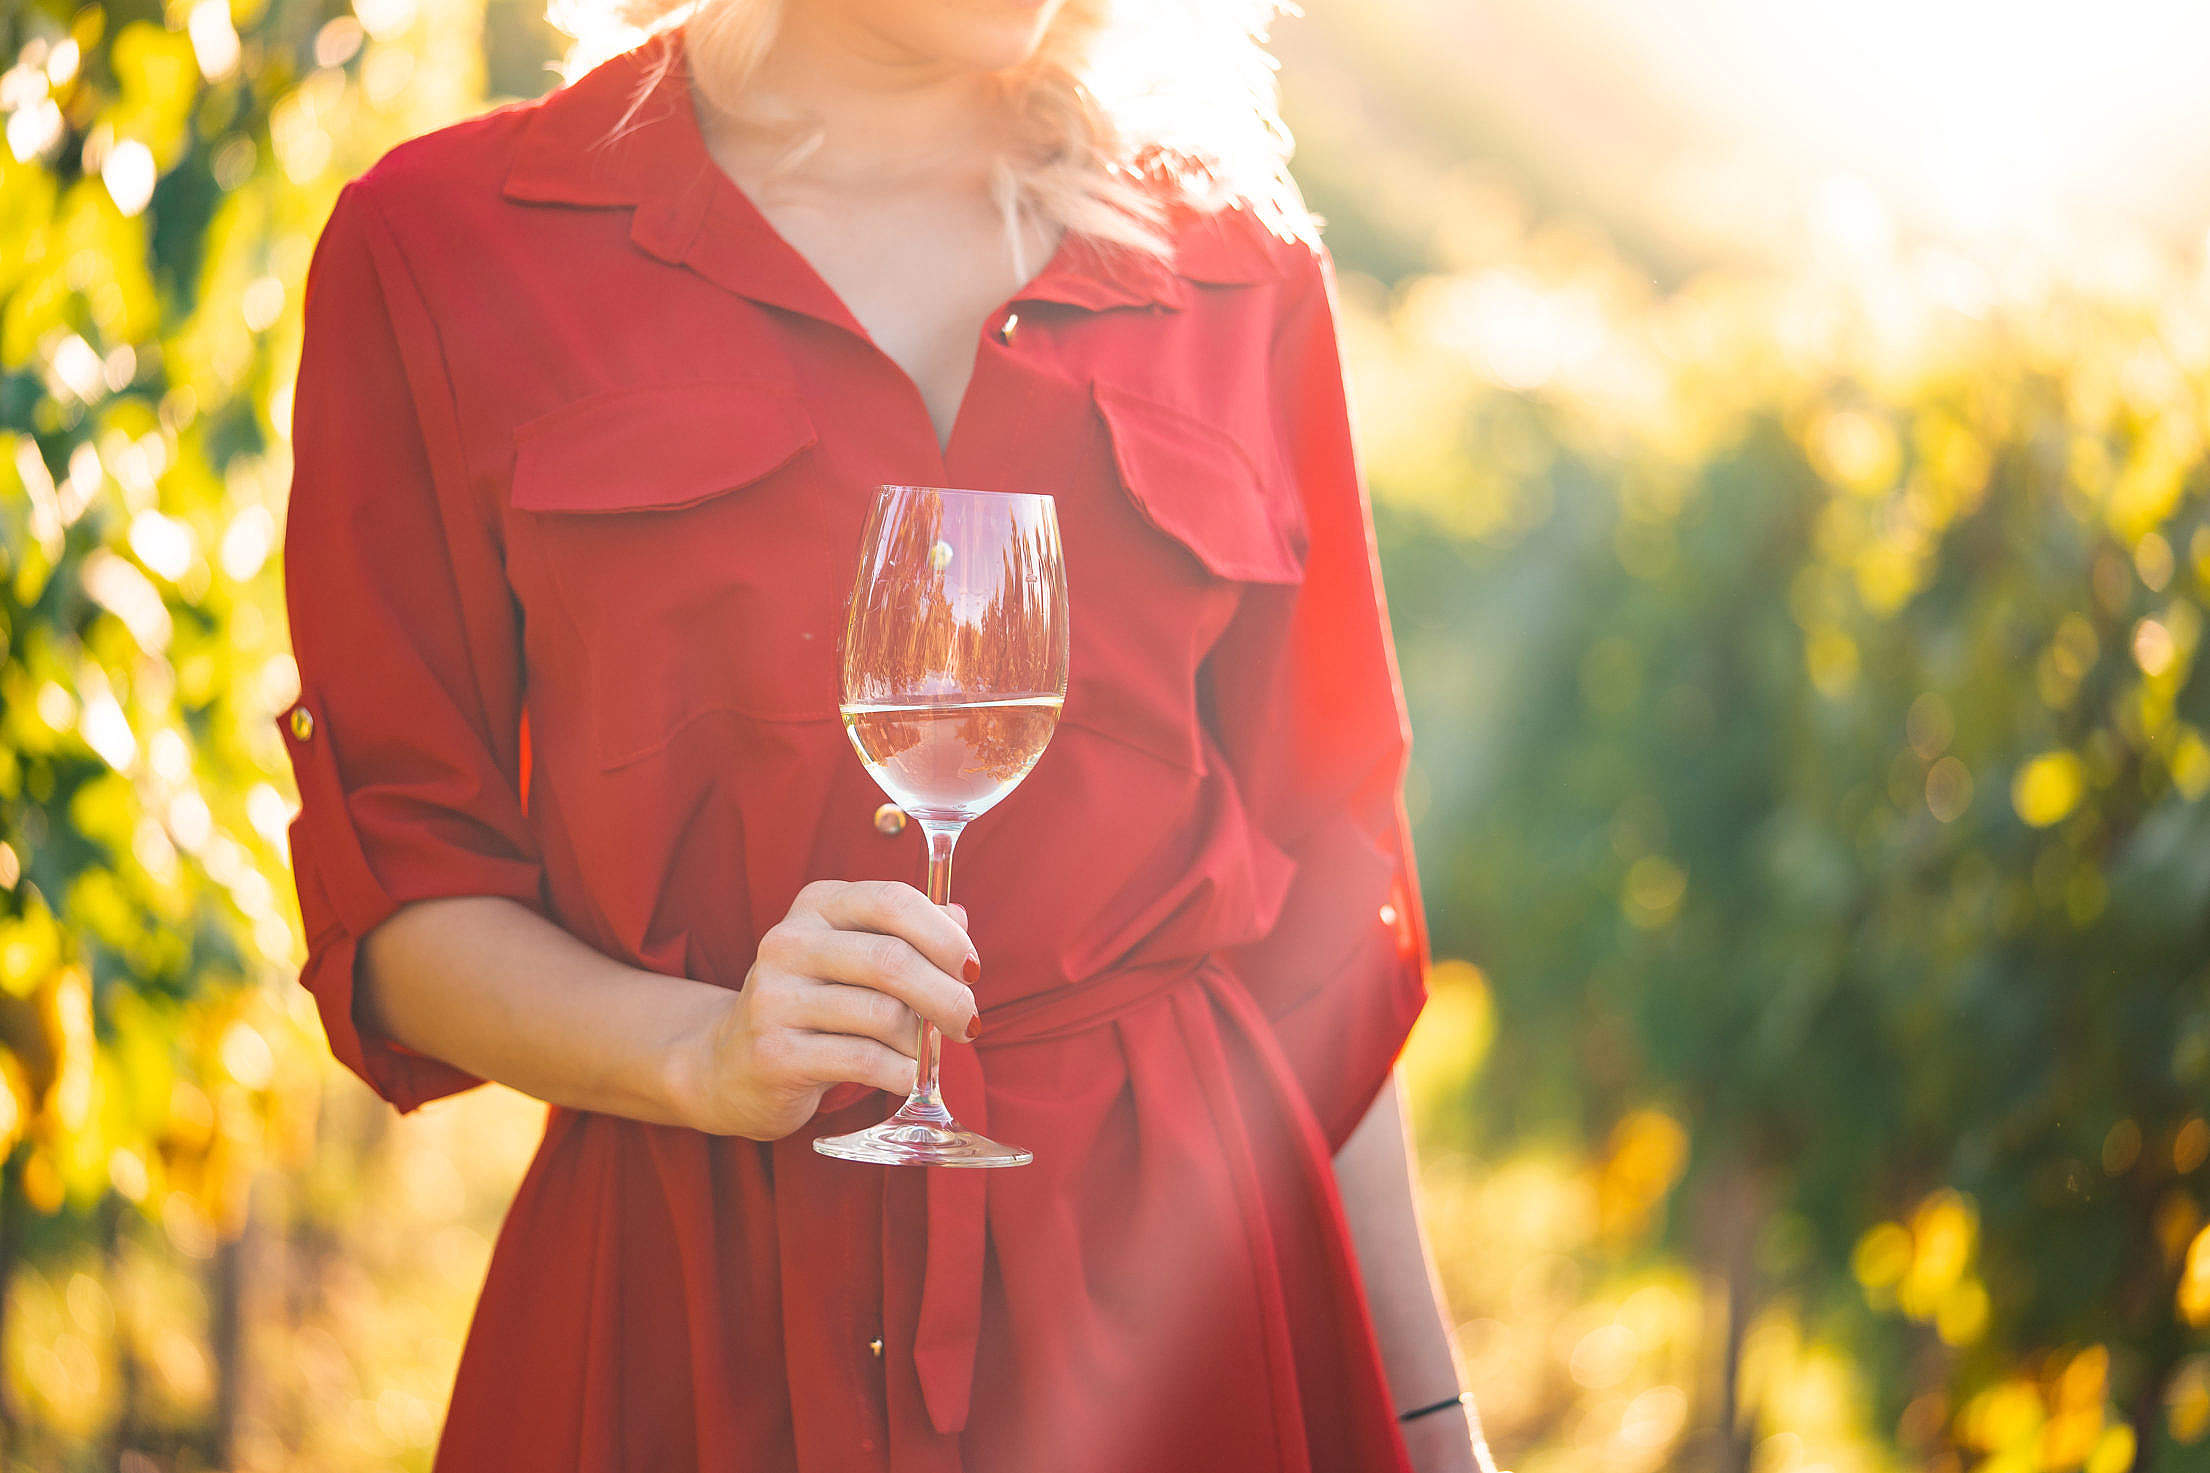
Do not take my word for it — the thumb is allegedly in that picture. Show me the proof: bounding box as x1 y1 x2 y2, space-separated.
944 902 969 931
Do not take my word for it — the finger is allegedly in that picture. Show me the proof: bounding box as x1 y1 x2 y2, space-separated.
796 1032 919 1097
786 981 924 1057
805 927 978 1040
945 902 968 930
814 880 980 987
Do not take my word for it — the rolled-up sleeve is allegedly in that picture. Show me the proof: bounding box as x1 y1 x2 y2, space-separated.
1209 238 1431 1153
275 180 547 1114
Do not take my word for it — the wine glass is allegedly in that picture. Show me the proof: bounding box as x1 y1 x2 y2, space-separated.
812 484 1070 1168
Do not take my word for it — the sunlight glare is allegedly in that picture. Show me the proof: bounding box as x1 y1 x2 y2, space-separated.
1584 0 2210 246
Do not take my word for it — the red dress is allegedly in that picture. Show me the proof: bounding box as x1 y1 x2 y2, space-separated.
276 32 1431 1473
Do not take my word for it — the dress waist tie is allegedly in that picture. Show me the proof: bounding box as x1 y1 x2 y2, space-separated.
906 953 1220 1436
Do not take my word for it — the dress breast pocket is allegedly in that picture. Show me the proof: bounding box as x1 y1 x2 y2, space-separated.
1092 379 1308 588
1063 379 1309 774
510 379 839 770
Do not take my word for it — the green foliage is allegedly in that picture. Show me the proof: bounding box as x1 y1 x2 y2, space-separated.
1360 199 2210 1464
0 0 496 1458
5 0 272 1239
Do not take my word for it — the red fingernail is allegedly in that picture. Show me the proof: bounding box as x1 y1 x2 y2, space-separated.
962 953 982 985
965 1014 982 1041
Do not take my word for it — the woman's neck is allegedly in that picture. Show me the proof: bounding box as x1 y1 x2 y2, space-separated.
697 8 1006 194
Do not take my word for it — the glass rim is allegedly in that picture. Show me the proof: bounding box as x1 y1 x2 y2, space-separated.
876 483 1057 506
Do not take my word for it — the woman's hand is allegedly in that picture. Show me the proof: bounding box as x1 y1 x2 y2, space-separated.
667 879 983 1140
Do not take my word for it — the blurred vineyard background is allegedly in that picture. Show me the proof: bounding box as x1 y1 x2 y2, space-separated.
7 0 2210 1468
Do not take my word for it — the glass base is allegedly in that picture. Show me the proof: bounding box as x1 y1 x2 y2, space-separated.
813 1109 1033 1168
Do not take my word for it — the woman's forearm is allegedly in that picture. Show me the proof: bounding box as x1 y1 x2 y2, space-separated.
353 882 981 1138
357 894 721 1125
1334 1066 1498 1472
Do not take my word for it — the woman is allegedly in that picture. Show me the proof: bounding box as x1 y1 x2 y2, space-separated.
276 0 1497 1469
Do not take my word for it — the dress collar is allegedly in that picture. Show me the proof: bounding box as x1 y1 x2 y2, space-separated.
500 31 1282 325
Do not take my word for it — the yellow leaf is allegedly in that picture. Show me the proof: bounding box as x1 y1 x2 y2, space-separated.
1935 1278 1989 1346
1623 855 1688 929
106 22 201 171
2012 750 2085 827
2087 1423 2138 1473
1401 959 1494 1125
1852 1221 1912 1290
1597 1107 1689 1238
2180 1222 2210 1325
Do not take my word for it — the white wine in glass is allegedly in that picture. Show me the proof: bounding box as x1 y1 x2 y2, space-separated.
841 697 1062 820
814 485 1070 1168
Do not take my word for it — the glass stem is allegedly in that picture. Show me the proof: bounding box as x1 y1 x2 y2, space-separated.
902 819 964 1123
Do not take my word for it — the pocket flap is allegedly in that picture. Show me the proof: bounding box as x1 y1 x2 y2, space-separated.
512 380 818 514
1092 381 1304 584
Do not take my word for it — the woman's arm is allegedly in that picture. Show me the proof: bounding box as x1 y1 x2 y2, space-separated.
357 882 982 1138
279 184 978 1133
359 894 727 1126
1334 1067 1501 1473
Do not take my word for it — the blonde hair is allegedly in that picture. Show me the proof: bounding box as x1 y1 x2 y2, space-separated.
545 0 1320 276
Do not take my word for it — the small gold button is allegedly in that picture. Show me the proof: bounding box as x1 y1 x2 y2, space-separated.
995 311 1019 344
868 1337 884 1358
288 706 315 741
873 803 908 836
